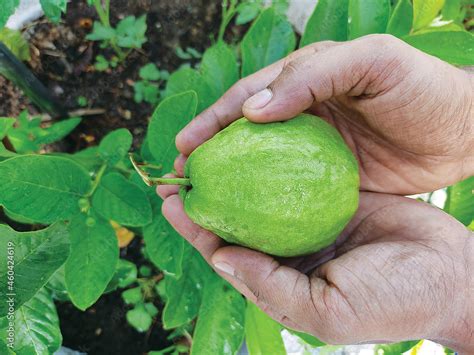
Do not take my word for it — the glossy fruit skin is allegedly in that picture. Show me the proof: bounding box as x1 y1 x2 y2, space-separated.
183 114 359 257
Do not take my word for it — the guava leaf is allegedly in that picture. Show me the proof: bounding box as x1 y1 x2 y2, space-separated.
46 266 69 302
92 172 152 227
34 117 81 145
201 43 239 103
287 328 326 347
300 0 349 47
0 155 92 223
147 91 198 173
442 0 462 20
99 128 132 166
40 0 67 24
0 0 19 28
386 0 413 37
445 176 474 225
164 67 211 113
0 118 15 140
241 7 296 77
403 31 474 66
245 301 286 355
236 2 261 25
65 212 119 310
375 340 422 354
348 0 391 39
0 288 62 355
413 0 445 30
191 277 246 354
0 223 69 316
144 209 184 278
162 246 209 329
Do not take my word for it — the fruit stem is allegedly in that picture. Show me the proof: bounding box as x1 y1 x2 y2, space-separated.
149 177 191 186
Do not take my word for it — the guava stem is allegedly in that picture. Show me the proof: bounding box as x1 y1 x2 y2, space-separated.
149 177 191 186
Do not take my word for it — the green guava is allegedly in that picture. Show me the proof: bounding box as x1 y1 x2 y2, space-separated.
182 114 359 257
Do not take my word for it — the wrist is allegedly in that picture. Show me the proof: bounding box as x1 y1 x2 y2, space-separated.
432 230 474 353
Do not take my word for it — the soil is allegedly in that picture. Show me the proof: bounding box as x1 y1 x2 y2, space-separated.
0 1 246 354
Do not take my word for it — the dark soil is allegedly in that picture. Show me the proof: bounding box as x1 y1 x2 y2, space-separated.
0 1 246 354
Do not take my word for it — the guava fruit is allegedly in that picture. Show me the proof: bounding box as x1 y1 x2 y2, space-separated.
182 114 359 257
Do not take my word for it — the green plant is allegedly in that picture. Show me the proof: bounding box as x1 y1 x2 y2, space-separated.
0 1 473 354
86 0 147 64
133 63 169 106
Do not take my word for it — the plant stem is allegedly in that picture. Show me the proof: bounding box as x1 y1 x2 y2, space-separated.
86 163 107 197
149 177 191 186
218 0 238 43
93 0 110 26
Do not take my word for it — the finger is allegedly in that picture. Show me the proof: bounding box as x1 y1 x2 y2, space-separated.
156 174 180 199
173 154 187 177
211 246 318 331
162 194 224 261
161 194 258 304
242 34 401 122
176 41 339 156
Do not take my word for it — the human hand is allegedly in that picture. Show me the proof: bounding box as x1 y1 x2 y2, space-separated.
158 186 474 352
175 34 474 195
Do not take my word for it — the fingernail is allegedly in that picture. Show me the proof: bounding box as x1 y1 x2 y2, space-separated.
244 88 273 109
214 262 235 276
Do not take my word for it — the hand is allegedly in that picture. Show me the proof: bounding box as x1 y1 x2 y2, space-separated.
158 186 474 352
175 34 474 195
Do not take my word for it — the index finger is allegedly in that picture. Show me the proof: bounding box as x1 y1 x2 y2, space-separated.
175 42 337 156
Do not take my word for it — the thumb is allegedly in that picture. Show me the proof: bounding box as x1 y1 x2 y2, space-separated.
211 246 315 328
242 34 399 122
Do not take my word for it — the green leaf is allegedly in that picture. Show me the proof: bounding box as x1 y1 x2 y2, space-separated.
46 266 69 301
116 15 147 48
191 277 246 355
241 7 296 77
0 288 62 354
162 246 208 329
413 0 445 30
287 328 326 347
0 118 15 140
39 0 67 24
139 63 161 81
105 259 138 292
147 91 198 173
445 176 474 225
92 172 152 226
236 2 261 25
86 22 116 41
0 28 30 61
201 43 239 103
144 206 184 278
65 212 119 310
99 128 132 166
0 155 91 223
35 117 81 145
144 302 158 317
300 0 349 47
442 0 462 20
375 340 421 354
122 287 142 305
0 0 19 28
348 0 391 39
386 0 414 37
403 31 474 65
126 304 153 332
245 301 285 355
164 67 212 113
0 223 70 316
